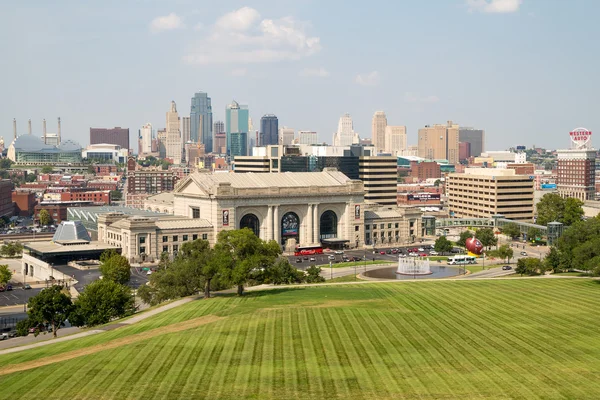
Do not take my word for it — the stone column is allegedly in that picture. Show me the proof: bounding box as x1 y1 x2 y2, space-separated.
273 205 280 246
266 205 273 241
313 203 319 244
345 203 351 244
307 204 313 244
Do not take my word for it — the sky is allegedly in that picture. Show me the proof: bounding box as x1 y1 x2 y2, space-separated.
1 0 599 151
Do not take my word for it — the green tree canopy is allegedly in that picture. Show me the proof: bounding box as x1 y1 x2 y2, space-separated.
536 193 584 226
265 258 305 285
71 280 134 327
476 228 498 248
305 265 325 283
0 264 12 285
39 209 52 226
527 227 543 241
0 242 23 257
214 228 281 296
496 244 514 263
501 223 521 239
100 254 131 284
434 236 453 254
515 257 544 276
563 198 585 226
109 190 123 202
27 285 73 338
41 165 54 174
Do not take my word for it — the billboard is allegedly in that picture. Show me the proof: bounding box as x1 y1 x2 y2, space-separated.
282 213 299 236
541 183 557 189
406 193 441 201
222 209 229 226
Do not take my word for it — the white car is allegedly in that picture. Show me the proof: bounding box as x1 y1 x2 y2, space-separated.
418 247 425 252
399 253 407 258
334 250 344 255
328 255 336 260
409 252 419 257
429 250 438 255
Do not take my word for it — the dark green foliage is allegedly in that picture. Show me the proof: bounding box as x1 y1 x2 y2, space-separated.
456 230 474 247
0 242 23 257
476 228 498 248
15 318 33 337
536 193 584 226
71 280 134 327
0 264 12 284
100 254 131 284
109 190 123 201
434 236 453 254
305 266 325 283
501 223 521 239
265 258 305 285
39 209 52 226
496 244 514 263
27 286 73 338
515 257 544 276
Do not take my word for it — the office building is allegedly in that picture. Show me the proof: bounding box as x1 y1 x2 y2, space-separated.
371 111 387 153
226 100 249 155
260 114 279 146
332 113 359 146
459 127 485 157
90 127 129 151
459 142 471 161
230 132 248 157
384 126 407 155
298 131 318 145
124 157 179 208
417 121 459 164
359 156 398 206
446 168 534 221
82 143 129 164
157 129 167 159
0 180 13 218
280 127 295 145
557 149 596 201
213 120 224 136
190 92 213 151
140 123 153 155
165 101 182 163
181 116 190 144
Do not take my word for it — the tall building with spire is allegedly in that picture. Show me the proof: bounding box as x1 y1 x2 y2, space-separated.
226 100 249 155
332 113 359 146
166 101 182 163
190 91 213 152
371 111 387 153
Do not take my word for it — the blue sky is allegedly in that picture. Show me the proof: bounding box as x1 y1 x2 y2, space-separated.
1 0 599 150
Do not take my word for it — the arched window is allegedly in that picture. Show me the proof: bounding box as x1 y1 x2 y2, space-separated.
281 212 300 245
240 214 260 237
320 210 338 241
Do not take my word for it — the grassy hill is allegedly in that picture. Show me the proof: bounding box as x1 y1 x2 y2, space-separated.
1 279 600 399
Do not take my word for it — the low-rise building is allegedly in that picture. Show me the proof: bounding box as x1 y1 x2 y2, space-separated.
12 190 36 217
364 206 423 246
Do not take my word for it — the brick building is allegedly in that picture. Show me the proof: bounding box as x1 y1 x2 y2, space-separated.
87 180 119 191
408 161 441 182
0 180 14 218
60 190 111 205
125 157 178 208
12 191 36 217
506 163 535 175
91 164 120 176
90 127 130 151
34 201 93 225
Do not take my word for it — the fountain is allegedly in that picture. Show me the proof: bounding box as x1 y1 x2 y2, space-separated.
396 256 432 275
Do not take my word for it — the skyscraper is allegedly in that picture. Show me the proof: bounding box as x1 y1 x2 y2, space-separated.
279 127 295 145
260 114 279 146
458 127 485 157
298 131 318 145
332 113 359 146
418 121 459 164
166 101 182 163
230 132 248 158
190 92 213 152
384 126 407 155
140 123 153 154
90 127 130 150
371 111 387 153
213 121 225 154
181 117 191 144
226 100 249 155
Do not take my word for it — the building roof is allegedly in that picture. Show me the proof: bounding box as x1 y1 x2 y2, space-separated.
365 209 404 219
24 241 118 255
53 221 92 243
10 135 81 153
188 170 354 191
145 192 174 206
155 218 212 230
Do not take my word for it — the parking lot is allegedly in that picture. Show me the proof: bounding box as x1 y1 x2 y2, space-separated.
0 287 42 307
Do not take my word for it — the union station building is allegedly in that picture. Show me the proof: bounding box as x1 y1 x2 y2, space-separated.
98 169 422 263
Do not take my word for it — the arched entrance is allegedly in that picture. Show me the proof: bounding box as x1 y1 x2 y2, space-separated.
281 212 300 245
240 214 260 237
320 210 338 241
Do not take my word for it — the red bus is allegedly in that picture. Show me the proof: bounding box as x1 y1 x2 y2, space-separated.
294 245 324 256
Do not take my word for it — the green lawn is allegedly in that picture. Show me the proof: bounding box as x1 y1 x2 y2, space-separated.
1 279 600 399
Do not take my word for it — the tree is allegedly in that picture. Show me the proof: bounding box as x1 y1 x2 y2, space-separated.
110 190 123 202
0 159 13 170
100 249 120 263
27 285 73 338
177 239 217 298
433 179 441 187
496 244 514 264
501 223 521 239
0 242 23 257
266 258 305 285
563 198 584 226
215 228 281 296
515 257 543 276
39 209 52 226
0 264 12 285
305 265 325 283
544 247 563 273
527 227 542 241
70 280 134 327
100 254 131 284
15 318 33 337
434 236 453 254
456 230 474 248
41 165 53 174
476 228 498 248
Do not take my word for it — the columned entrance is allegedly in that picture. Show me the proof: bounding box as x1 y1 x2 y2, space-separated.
240 214 260 237
281 212 300 246
319 210 338 241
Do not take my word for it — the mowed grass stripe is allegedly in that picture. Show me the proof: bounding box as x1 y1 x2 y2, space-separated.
258 308 276 399
232 316 261 398
281 308 300 395
302 307 335 397
215 315 252 399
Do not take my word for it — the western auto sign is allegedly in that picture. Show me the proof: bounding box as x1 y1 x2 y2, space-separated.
570 127 592 148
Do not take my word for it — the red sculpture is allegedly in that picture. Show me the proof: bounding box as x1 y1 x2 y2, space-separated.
465 237 484 255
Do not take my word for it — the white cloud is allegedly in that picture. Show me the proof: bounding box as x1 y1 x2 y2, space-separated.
230 68 247 76
404 92 440 103
300 67 329 77
150 13 185 33
355 71 380 86
183 7 321 65
466 0 523 13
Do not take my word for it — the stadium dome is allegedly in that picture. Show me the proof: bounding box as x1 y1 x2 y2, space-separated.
11 135 55 152
58 139 82 152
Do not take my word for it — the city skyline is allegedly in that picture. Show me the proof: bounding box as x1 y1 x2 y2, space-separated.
2 1 599 150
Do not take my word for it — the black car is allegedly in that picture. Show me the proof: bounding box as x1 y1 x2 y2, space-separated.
6 284 12 291
502 265 512 270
